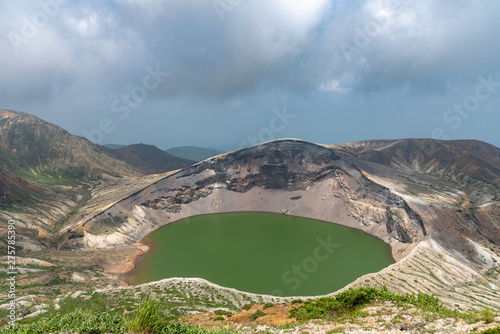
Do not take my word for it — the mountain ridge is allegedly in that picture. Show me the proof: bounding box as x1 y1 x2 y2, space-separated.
112 143 195 174
164 146 224 162
0 109 142 178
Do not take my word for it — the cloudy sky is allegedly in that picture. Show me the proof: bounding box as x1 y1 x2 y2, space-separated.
1 0 499 150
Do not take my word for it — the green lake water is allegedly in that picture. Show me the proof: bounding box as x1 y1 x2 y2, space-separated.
125 212 394 296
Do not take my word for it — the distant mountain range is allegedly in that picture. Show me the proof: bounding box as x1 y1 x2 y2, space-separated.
112 144 195 174
103 144 126 150
105 144 224 163
164 146 224 162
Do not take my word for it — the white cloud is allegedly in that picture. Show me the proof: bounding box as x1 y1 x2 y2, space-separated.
319 79 350 94
277 0 330 32
65 13 98 36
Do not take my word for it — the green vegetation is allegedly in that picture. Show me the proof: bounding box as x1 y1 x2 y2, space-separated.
480 327 500 334
0 287 497 333
263 302 274 310
248 310 267 321
242 303 254 311
1 297 234 334
0 310 124 334
214 309 232 316
289 286 497 323
327 328 345 333
482 308 496 324
125 296 165 333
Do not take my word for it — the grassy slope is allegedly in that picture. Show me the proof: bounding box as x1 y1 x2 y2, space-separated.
1 287 498 334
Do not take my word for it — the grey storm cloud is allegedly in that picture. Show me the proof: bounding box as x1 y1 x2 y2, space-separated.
0 0 499 149
0 0 331 102
324 0 500 93
1 0 500 102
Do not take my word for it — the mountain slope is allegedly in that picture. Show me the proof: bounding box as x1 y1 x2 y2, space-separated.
103 144 126 149
0 110 165 251
68 138 497 256
72 138 499 251
165 146 224 162
113 144 194 174
0 109 141 179
333 139 500 248
335 138 500 184
0 168 42 206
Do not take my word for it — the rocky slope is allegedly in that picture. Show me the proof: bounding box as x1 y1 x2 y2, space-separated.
0 168 41 207
66 140 426 257
333 139 500 257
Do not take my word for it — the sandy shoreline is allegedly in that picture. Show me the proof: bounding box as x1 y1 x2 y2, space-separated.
105 242 150 286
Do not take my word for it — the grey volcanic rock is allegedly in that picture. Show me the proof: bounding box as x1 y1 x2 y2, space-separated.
331 138 500 263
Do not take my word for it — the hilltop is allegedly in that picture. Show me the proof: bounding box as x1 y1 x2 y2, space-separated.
0 109 139 178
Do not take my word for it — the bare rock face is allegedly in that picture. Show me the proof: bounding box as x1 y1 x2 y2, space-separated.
58 227 86 250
